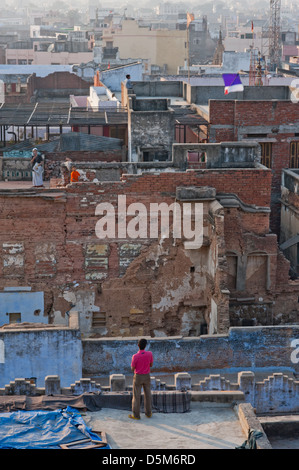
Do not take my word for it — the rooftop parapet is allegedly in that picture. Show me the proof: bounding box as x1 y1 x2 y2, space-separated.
172 141 262 170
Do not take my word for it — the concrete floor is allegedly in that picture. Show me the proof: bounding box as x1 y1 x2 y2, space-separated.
259 415 299 449
269 437 299 449
84 370 299 450
0 181 50 189
84 403 299 450
84 402 247 450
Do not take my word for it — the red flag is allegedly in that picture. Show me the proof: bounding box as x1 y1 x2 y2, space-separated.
108 62 110 69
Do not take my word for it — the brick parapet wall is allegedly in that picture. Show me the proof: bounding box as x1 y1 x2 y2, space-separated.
120 169 272 207
210 100 299 129
26 71 90 101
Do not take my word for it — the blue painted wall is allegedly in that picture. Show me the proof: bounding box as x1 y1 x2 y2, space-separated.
101 63 143 92
3 151 32 158
0 327 82 387
0 291 45 326
82 326 299 376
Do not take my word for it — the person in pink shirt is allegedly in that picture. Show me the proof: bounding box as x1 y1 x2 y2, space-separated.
129 338 153 420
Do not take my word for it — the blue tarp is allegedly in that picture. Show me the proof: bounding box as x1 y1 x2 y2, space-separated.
0 406 110 449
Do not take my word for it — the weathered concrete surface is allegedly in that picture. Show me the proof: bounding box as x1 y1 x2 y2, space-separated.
259 414 299 449
0 181 50 189
0 324 82 388
84 402 247 450
82 326 299 377
269 437 299 449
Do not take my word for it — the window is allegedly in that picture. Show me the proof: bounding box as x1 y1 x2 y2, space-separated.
142 150 169 162
9 312 21 323
247 133 268 138
260 142 272 168
290 142 299 168
92 311 106 327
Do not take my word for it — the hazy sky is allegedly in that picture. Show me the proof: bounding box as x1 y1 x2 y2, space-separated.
1 0 298 17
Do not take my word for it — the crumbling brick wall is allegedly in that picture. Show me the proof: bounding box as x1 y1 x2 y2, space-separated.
0 168 298 337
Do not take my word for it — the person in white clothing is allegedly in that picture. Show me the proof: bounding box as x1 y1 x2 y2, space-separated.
32 162 44 187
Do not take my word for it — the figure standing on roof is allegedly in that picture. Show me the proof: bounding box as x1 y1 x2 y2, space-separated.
70 166 81 183
31 148 43 187
129 338 153 420
32 162 44 188
125 74 133 91
31 147 42 168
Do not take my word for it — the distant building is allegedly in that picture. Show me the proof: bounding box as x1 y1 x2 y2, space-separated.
155 2 186 17
101 18 186 75
187 16 217 65
223 20 265 55
5 29 94 65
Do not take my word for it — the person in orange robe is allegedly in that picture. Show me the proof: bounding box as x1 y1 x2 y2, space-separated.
70 166 80 183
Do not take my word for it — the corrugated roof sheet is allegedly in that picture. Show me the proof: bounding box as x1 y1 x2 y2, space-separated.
0 103 128 126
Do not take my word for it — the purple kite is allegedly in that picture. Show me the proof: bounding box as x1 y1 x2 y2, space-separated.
222 73 244 94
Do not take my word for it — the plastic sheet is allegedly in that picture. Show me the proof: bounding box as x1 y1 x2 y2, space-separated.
0 406 110 449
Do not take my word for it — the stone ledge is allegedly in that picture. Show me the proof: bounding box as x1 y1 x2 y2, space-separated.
190 390 245 403
235 402 272 449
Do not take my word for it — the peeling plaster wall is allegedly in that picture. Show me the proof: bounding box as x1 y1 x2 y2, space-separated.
82 325 299 377
92 196 227 338
129 103 175 160
0 326 82 388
